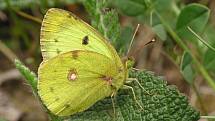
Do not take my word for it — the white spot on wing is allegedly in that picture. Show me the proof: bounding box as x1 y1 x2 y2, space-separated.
70 73 77 80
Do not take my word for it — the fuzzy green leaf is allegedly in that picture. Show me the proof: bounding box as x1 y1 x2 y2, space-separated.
14 59 38 92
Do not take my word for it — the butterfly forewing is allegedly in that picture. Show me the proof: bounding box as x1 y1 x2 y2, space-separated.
40 8 120 63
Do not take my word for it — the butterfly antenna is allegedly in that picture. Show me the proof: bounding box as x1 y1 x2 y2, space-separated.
133 38 156 57
126 24 140 56
144 38 156 46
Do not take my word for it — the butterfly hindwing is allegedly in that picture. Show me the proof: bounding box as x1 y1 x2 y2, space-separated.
38 50 121 116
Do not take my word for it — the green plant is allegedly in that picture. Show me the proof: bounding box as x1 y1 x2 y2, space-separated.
13 0 211 120
114 0 215 90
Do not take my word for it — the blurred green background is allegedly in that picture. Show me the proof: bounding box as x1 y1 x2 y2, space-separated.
0 0 215 121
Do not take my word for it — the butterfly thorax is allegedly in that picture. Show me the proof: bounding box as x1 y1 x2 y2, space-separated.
100 76 113 85
105 65 127 92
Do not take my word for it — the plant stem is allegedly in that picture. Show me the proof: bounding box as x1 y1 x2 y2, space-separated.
96 0 108 39
155 11 215 90
14 9 42 24
0 40 18 62
201 116 215 119
187 26 215 52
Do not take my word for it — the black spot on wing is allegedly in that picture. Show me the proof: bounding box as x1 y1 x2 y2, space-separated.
64 104 70 108
67 13 72 18
73 15 78 20
50 87 54 92
56 49 61 54
67 12 78 20
82 36 89 45
54 38 58 42
55 98 60 101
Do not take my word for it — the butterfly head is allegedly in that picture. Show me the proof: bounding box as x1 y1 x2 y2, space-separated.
119 56 135 85
122 56 135 70
126 57 135 69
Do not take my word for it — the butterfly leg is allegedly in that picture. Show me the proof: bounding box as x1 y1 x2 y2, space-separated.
126 78 151 95
122 85 143 111
111 92 116 121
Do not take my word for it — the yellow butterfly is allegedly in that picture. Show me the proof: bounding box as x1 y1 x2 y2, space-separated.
38 8 142 116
